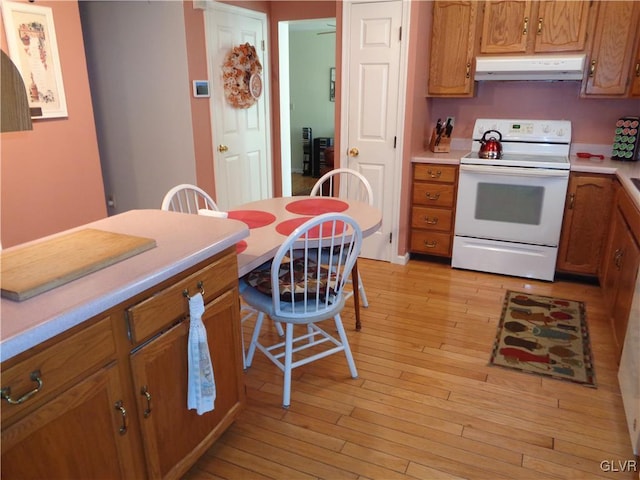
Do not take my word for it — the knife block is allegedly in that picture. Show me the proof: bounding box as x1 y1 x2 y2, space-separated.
428 127 451 153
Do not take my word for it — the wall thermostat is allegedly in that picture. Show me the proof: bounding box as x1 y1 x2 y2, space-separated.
192 80 210 98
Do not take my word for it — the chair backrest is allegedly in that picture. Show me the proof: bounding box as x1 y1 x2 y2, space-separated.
270 213 363 321
310 168 373 206
161 184 219 213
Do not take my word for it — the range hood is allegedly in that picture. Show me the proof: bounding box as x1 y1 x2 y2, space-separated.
475 54 586 81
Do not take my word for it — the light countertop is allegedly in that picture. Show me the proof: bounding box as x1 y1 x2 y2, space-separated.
412 145 640 211
0 209 249 362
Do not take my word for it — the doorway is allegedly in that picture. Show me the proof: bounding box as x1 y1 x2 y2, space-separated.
278 19 336 196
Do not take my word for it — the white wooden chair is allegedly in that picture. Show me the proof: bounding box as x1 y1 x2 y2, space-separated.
241 213 362 407
310 168 373 330
161 183 257 368
161 184 219 213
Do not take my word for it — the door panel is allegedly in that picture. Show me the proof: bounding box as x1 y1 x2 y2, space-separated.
205 6 272 210
346 1 403 261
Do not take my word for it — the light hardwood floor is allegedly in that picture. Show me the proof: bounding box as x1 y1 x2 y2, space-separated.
185 258 636 480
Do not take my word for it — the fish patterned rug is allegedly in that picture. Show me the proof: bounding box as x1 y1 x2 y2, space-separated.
489 290 596 387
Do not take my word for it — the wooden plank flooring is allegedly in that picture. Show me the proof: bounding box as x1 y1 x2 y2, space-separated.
185 258 636 479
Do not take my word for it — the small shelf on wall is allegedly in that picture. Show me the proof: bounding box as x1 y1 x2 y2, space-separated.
1 50 33 133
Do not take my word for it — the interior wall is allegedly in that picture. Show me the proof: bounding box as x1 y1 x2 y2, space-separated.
1 0 106 248
289 27 336 173
80 1 197 215
428 81 639 145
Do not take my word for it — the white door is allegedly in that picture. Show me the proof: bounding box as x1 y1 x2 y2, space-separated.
342 0 405 261
205 4 272 211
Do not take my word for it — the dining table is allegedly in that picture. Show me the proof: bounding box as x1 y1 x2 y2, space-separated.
224 196 383 330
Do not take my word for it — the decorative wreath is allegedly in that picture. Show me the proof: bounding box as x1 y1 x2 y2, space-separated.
222 43 263 109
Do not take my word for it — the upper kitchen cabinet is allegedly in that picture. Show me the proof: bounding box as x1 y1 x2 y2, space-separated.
583 1 640 97
479 0 590 54
630 32 640 98
428 1 480 97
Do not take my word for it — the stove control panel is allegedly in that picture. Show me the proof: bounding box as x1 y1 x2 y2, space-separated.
473 119 571 144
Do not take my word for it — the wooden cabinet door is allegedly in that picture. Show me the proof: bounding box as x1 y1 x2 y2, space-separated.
533 0 590 53
428 1 478 96
480 0 533 54
630 38 640 97
611 226 640 359
1 363 140 480
584 1 640 96
130 288 244 480
557 173 614 275
600 207 626 312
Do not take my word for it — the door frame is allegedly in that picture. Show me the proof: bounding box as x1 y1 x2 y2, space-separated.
340 0 410 265
204 1 273 206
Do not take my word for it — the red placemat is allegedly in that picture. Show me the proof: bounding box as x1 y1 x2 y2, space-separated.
286 198 349 215
275 217 348 238
236 240 247 254
227 210 276 229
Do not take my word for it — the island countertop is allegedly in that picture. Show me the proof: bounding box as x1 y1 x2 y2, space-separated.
0 209 249 362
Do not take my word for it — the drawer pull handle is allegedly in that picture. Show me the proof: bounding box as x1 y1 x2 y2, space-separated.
183 281 205 299
428 169 442 178
425 192 440 201
423 240 438 248
141 386 152 418
1 370 43 405
115 400 128 435
424 216 438 225
614 249 624 269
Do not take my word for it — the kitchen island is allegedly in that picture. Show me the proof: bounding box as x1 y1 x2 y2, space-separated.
0 209 249 479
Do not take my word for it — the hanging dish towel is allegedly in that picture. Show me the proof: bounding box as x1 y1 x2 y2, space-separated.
187 293 216 415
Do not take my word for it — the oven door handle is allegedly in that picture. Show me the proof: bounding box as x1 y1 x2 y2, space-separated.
460 164 569 177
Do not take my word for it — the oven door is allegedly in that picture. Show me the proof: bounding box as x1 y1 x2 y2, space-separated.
455 164 569 246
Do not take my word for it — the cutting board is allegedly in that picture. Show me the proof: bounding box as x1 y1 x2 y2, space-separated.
1 229 156 301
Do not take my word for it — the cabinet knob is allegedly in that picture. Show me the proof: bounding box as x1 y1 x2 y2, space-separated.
428 169 442 179
423 240 438 248
424 216 438 225
425 192 441 201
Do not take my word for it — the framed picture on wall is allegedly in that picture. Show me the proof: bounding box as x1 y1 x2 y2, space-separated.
1 1 67 119
329 67 335 102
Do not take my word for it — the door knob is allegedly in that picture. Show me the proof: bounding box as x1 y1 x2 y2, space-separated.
217 144 229 153
349 147 359 157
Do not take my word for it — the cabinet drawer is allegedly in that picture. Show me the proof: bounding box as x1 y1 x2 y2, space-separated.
413 164 457 183
411 206 453 232
410 231 452 256
1 316 115 425
412 183 455 207
127 252 237 344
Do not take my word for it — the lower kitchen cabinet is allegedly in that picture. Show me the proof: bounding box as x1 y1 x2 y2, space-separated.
1 362 140 479
1 247 244 479
600 184 640 360
410 163 458 257
130 288 244 479
557 172 615 276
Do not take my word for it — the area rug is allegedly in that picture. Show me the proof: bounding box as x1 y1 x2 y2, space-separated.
489 290 596 387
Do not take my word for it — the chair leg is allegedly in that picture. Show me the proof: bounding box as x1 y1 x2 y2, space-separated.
357 270 368 308
334 314 358 378
352 261 362 331
275 321 285 337
282 323 294 408
245 311 265 368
